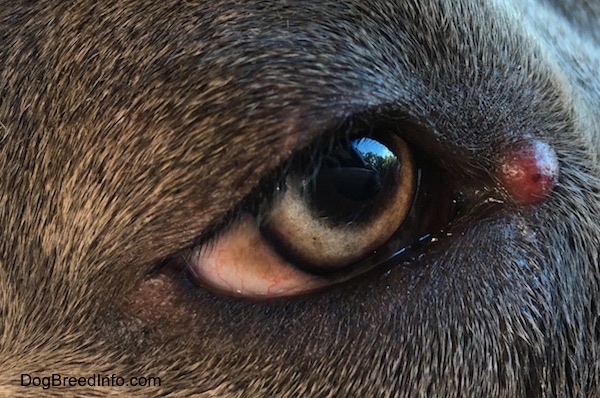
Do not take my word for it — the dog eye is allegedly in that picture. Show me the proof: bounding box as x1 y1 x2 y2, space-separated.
186 133 454 298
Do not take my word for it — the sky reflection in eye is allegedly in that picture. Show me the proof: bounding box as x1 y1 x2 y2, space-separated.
352 137 395 159
352 137 396 174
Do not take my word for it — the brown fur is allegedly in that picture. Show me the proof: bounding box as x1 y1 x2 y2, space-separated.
1 0 599 396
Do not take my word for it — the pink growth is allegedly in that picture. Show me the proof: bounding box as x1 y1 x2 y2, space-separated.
498 139 559 205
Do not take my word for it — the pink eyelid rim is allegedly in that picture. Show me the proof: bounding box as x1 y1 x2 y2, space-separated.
188 217 327 298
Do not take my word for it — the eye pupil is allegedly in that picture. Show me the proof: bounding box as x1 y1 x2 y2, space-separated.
310 138 398 223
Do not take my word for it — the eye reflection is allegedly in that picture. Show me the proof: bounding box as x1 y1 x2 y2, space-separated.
353 137 396 174
309 137 399 223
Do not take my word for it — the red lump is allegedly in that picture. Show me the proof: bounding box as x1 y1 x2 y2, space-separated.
497 139 559 205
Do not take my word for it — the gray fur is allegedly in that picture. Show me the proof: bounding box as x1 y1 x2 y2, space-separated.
0 0 599 396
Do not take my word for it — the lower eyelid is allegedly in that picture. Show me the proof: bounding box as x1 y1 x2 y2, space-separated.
188 216 326 298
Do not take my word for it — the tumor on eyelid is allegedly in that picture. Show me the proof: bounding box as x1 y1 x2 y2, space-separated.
123 272 191 327
189 217 327 298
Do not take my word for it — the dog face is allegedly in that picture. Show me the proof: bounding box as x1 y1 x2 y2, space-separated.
1 0 599 396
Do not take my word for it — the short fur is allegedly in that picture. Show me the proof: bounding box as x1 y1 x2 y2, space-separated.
1 0 599 396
